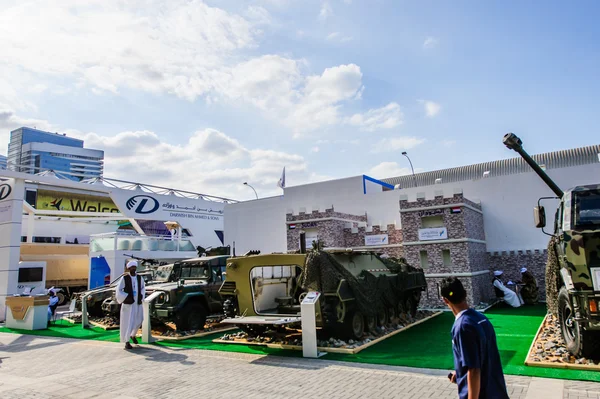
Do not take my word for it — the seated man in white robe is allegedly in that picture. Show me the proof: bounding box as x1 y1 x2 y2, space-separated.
492 270 521 308
116 260 146 350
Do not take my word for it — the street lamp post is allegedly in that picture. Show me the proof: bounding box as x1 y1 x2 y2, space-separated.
402 151 417 187
243 182 258 199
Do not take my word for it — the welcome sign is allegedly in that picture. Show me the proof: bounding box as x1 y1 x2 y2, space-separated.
36 190 119 213
365 234 389 246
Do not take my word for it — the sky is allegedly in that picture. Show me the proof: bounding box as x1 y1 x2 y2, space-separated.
0 0 599 201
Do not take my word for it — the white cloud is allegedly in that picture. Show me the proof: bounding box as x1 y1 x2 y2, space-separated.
442 139 456 147
319 2 333 20
419 100 441 117
370 137 425 153
347 102 403 131
311 146 320 153
78 127 323 199
368 162 414 179
327 32 353 42
0 0 258 102
0 0 398 142
423 37 439 49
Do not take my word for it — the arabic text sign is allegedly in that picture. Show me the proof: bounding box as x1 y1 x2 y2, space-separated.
110 189 225 221
418 227 448 241
365 234 389 246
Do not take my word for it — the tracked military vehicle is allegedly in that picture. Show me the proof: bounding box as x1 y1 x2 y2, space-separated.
503 133 600 358
218 249 427 340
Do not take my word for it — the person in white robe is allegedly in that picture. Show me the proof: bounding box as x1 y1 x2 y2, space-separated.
492 270 522 308
116 260 146 349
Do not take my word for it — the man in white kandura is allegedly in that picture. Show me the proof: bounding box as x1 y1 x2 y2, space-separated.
116 260 146 350
492 270 522 308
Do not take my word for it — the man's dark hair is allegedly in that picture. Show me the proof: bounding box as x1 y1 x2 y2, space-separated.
439 277 467 304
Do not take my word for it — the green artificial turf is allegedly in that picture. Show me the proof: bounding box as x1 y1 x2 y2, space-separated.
0 320 120 342
2 305 599 382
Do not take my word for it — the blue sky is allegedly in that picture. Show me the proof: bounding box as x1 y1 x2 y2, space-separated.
0 0 598 200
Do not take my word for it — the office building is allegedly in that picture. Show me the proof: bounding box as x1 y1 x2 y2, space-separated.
0 154 7 170
7 127 104 180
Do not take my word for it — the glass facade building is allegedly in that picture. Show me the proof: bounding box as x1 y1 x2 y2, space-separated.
7 127 104 181
0 154 7 170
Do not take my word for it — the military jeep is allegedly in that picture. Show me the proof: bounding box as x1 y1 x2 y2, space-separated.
145 255 230 331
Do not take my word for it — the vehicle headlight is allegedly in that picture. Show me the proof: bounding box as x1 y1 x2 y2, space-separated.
155 292 169 305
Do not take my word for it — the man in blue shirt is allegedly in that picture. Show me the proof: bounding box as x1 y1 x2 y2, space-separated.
440 277 509 399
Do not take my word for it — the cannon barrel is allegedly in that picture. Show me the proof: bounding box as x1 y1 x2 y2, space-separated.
502 133 564 197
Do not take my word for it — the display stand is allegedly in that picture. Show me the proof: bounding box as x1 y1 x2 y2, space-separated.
142 291 162 344
81 293 90 328
300 291 326 358
5 296 49 330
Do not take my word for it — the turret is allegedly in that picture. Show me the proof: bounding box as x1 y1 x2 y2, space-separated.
502 133 564 198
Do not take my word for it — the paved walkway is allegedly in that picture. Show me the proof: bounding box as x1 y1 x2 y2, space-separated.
0 332 598 399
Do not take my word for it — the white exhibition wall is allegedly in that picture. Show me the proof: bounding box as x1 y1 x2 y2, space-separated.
224 163 600 254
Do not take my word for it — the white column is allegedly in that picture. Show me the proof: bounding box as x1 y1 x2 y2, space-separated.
0 178 25 321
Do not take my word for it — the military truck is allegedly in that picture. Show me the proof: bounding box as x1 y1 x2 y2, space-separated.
144 255 230 331
218 249 427 340
503 133 600 358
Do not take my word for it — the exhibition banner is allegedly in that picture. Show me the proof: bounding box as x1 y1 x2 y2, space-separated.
36 189 119 213
418 227 448 241
365 234 389 246
109 188 225 249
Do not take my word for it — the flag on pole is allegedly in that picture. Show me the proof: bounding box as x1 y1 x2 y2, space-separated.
277 167 286 189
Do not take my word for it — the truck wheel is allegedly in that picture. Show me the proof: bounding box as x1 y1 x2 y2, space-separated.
175 302 207 332
365 315 377 333
376 307 388 327
558 287 582 357
56 291 68 306
343 310 364 340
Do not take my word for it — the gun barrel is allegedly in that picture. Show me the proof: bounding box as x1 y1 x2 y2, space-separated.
502 133 564 198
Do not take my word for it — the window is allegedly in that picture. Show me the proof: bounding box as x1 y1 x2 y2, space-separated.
442 249 452 267
419 250 429 269
421 215 444 228
18 267 43 282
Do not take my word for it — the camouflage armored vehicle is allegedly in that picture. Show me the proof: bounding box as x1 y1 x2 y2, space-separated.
504 133 600 358
218 249 427 340
144 255 230 331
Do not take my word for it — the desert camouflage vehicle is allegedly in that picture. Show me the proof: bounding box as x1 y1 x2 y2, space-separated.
218 249 427 340
144 255 230 331
504 133 600 358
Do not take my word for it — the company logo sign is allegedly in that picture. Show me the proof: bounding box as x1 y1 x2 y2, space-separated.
126 195 160 214
418 227 448 241
365 234 389 246
0 183 12 200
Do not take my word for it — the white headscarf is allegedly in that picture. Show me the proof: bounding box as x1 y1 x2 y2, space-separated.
126 260 138 269
493 270 503 276
520 267 527 274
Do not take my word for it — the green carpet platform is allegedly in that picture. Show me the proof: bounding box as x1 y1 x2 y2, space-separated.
2 304 598 382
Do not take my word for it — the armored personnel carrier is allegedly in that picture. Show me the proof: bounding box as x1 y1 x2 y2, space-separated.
218 249 427 340
503 133 600 358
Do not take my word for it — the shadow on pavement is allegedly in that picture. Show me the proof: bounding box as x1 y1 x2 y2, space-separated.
0 334 66 354
128 345 195 366
249 355 329 371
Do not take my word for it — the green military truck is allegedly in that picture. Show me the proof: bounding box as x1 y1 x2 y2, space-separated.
218 249 427 340
145 255 230 331
503 133 600 358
